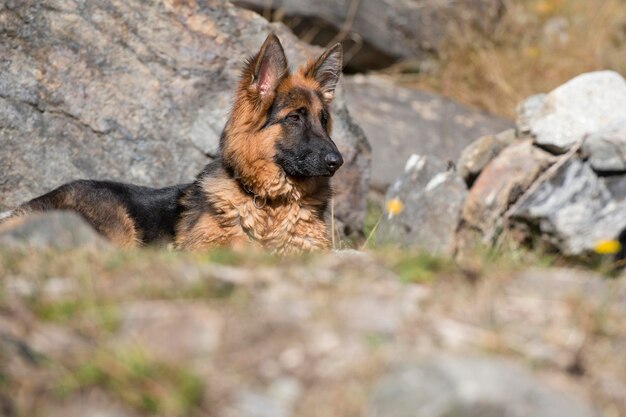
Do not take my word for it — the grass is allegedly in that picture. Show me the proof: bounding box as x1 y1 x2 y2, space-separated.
391 253 453 284
384 0 626 118
54 350 205 416
33 300 122 333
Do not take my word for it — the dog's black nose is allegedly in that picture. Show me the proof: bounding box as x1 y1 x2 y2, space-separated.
325 152 343 172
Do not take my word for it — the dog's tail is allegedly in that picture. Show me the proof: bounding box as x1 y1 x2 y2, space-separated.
2 181 140 247
5 182 80 221
0 182 87 227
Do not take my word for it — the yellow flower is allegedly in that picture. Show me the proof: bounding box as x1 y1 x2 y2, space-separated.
385 198 404 218
523 45 541 60
594 239 622 255
534 0 557 15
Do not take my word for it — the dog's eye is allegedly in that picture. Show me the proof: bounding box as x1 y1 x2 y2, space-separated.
286 113 301 123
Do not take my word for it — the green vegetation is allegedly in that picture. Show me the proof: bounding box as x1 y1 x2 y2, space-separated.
391 253 453 284
54 350 204 416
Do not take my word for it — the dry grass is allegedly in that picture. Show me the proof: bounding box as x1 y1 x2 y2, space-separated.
386 0 626 117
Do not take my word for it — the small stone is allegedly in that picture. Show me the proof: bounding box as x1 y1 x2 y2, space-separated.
376 155 467 254
510 159 626 255
462 140 553 240
516 93 546 136
457 128 516 184
583 120 626 172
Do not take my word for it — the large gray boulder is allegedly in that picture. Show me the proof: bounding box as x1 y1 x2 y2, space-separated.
366 356 598 417
234 0 504 69
376 155 467 254
344 75 512 191
0 0 370 235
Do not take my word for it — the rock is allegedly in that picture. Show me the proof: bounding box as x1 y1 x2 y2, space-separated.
26 324 90 360
461 140 553 240
337 295 403 335
327 85 372 236
0 0 370 235
511 268 610 305
457 128 516 185
583 120 626 172
234 0 504 71
510 159 626 255
335 282 426 335
497 268 614 369
344 75 512 191
605 174 626 197
0 211 110 250
376 155 467 254
234 378 301 417
516 93 546 137
519 71 626 153
46 391 141 417
366 356 598 417
114 301 223 363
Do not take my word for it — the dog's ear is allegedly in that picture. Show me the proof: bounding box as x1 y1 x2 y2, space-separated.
304 43 343 103
250 33 288 100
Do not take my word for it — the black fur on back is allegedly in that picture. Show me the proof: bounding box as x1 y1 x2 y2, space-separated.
21 180 190 245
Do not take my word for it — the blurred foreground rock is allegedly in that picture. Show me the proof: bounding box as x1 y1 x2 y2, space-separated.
367 356 598 417
0 246 622 417
115 301 223 362
376 155 467 254
344 75 512 190
0 0 370 235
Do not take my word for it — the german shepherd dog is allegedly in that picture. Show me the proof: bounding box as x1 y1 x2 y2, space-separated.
4 34 344 254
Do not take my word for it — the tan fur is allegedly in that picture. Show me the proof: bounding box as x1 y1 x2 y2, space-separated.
101 206 139 248
175 174 329 254
59 184 139 248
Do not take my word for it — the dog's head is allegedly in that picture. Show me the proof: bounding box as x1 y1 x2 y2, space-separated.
221 33 343 200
